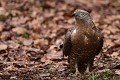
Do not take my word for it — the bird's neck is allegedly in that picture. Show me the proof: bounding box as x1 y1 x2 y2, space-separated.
75 21 88 31
75 19 94 31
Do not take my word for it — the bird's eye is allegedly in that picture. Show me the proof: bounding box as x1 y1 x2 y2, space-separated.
81 12 85 16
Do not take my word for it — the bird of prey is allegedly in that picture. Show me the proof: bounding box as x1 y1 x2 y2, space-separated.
62 9 103 74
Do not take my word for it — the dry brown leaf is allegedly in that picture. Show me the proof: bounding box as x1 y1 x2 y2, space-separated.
41 54 52 64
102 29 111 35
45 45 63 60
105 39 114 47
34 39 41 45
111 52 119 59
7 41 20 49
107 26 120 34
39 39 49 46
46 51 63 60
103 15 120 24
3 65 16 71
12 27 27 35
0 7 7 16
0 43 8 50
115 70 120 75
0 7 5 15
0 22 4 32
0 32 11 40
110 0 120 6
23 39 33 46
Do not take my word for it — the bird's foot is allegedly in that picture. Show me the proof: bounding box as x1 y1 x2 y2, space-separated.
69 67 81 76
70 69 76 73
68 69 76 76
75 71 81 76
84 66 92 75
69 72 81 76
84 71 91 75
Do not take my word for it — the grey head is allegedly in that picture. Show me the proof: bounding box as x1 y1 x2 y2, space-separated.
73 9 92 24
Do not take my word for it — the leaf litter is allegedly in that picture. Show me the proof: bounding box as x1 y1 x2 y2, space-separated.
0 0 119 80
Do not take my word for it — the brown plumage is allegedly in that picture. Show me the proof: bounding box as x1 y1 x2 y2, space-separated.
63 9 103 74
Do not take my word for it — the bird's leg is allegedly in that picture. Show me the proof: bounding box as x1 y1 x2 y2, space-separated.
69 54 76 73
89 58 94 72
68 56 70 63
75 63 81 76
86 58 94 73
85 64 90 73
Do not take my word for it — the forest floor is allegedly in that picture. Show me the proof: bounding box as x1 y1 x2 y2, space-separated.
0 0 120 80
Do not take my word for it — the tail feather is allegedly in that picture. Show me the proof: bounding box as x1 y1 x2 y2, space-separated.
77 63 87 74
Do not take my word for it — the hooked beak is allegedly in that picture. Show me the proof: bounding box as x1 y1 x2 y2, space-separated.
72 11 76 16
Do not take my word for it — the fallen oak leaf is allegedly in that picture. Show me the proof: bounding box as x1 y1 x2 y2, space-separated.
115 70 120 75
23 39 33 46
45 45 63 61
12 27 27 35
113 64 120 69
0 43 8 50
7 41 20 49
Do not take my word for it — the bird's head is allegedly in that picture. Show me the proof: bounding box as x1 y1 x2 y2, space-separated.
73 9 91 24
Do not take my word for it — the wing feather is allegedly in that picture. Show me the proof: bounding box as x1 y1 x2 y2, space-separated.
63 27 75 56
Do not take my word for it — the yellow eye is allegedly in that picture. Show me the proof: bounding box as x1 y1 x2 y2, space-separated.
81 12 85 16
